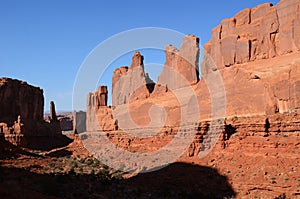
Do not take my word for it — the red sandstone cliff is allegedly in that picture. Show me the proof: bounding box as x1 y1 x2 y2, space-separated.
83 0 300 197
157 35 200 90
0 78 62 145
0 78 44 125
204 0 300 68
112 51 154 106
201 0 300 117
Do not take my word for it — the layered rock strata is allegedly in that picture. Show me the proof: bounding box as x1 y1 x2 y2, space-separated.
84 0 300 197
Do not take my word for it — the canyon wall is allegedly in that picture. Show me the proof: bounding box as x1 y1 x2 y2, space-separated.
201 0 300 117
204 0 300 68
0 78 62 145
84 0 300 197
0 78 44 125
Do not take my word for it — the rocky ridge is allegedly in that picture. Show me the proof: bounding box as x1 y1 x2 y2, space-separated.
0 78 62 146
83 0 300 197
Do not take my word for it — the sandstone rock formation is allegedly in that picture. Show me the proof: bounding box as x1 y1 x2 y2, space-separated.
83 0 300 197
0 115 26 145
112 52 154 106
50 101 58 122
73 111 86 134
157 35 200 90
204 0 300 69
0 78 62 145
201 0 300 117
54 112 74 132
0 78 44 125
58 116 73 131
12 115 24 134
86 86 115 132
94 86 108 107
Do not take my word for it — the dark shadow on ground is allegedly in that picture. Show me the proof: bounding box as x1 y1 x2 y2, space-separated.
119 162 235 198
25 135 73 151
46 149 72 158
0 162 235 199
0 139 43 159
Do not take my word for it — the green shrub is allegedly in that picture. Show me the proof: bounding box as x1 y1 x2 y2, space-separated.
97 169 110 180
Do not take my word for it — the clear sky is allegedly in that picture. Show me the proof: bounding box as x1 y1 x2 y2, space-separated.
0 0 280 112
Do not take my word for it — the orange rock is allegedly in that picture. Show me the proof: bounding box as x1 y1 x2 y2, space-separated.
205 0 300 67
112 52 153 106
158 35 199 89
234 8 251 27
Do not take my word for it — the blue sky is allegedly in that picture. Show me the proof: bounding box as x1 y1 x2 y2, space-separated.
0 0 279 111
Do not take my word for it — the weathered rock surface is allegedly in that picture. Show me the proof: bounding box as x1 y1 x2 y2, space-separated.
0 78 44 125
0 78 62 145
201 0 300 117
112 52 154 106
94 86 108 107
73 111 86 134
86 86 116 132
50 101 57 122
204 0 300 68
83 0 300 198
58 116 73 131
157 35 199 89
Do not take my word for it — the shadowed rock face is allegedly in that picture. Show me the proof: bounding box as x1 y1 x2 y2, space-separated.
50 101 57 122
0 78 62 144
0 78 44 125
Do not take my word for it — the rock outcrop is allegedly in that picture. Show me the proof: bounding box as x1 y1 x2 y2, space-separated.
204 0 300 68
50 101 58 122
157 35 200 90
86 86 115 132
0 78 44 125
83 0 300 197
0 78 62 145
58 115 73 131
94 86 108 107
0 115 26 146
112 52 154 106
73 111 86 134
201 0 300 117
